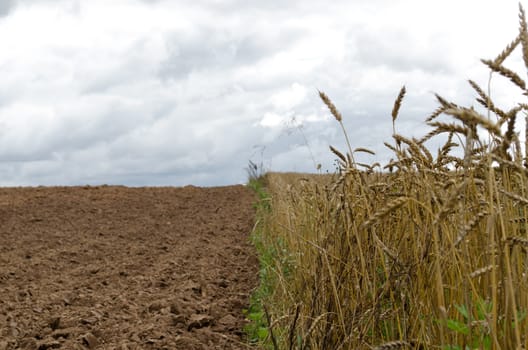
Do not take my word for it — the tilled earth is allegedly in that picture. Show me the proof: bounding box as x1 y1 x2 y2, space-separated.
0 185 259 349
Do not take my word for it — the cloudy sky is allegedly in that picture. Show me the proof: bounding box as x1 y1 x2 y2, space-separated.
0 0 524 186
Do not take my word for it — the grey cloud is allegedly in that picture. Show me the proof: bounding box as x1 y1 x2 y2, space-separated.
352 29 454 75
158 34 216 80
0 0 16 17
6 0 73 13
158 23 304 81
0 96 159 165
0 0 505 187
138 0 163 4
182 0 334 15
76 37 163 95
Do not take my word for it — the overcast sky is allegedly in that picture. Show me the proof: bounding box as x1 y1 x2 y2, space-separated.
0 0 524 186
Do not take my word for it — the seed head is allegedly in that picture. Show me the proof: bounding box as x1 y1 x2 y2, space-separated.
319 90 343 122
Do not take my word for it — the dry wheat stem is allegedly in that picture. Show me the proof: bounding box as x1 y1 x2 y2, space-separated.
518 3 528 70
500 189 528 205
319 90 342 122
505 236 528 247
493 33 521 65
392 85 406 126
373 340 419 350
330 145 347 163
354 147 376 155
469 265 497 278
444 107 502 137
481 59 526 90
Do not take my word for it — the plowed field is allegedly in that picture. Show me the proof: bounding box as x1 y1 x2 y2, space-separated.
0 185 259 349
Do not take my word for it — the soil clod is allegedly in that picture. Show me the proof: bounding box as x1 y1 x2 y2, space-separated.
0 185 258 349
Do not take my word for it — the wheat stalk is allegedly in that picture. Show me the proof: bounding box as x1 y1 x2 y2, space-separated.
444 107 502 137
354 147 376 155
518 3 528 70
493 33 521 65
481 59 526 90
455 211 489 247
319 90 342 122
427 121 471 136
374 340 419 350
469 79 509 122
500 189 528 205
362 196 409 227
330 145 347 164
470 265 497 278
505 236 528 247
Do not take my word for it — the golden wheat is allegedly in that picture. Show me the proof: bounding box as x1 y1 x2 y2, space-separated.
319 90 342 122
481 59 526 90
253 5 528 350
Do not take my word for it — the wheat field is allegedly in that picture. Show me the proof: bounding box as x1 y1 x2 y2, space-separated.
250 4 528 350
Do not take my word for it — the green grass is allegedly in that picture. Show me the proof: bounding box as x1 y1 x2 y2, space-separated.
245 176 275 348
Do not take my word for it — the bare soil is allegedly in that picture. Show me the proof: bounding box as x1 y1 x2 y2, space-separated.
0 185 259 349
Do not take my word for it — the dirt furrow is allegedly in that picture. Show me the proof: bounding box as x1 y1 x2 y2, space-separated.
0 185 258 349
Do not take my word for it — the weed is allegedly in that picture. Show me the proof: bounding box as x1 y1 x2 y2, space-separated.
245 174 279 348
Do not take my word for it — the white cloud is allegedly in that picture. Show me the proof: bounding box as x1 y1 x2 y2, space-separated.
0 0 523 186
260 112 285 128
270 83 307 110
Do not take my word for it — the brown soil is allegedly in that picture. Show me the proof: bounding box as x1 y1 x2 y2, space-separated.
0 185 259 349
